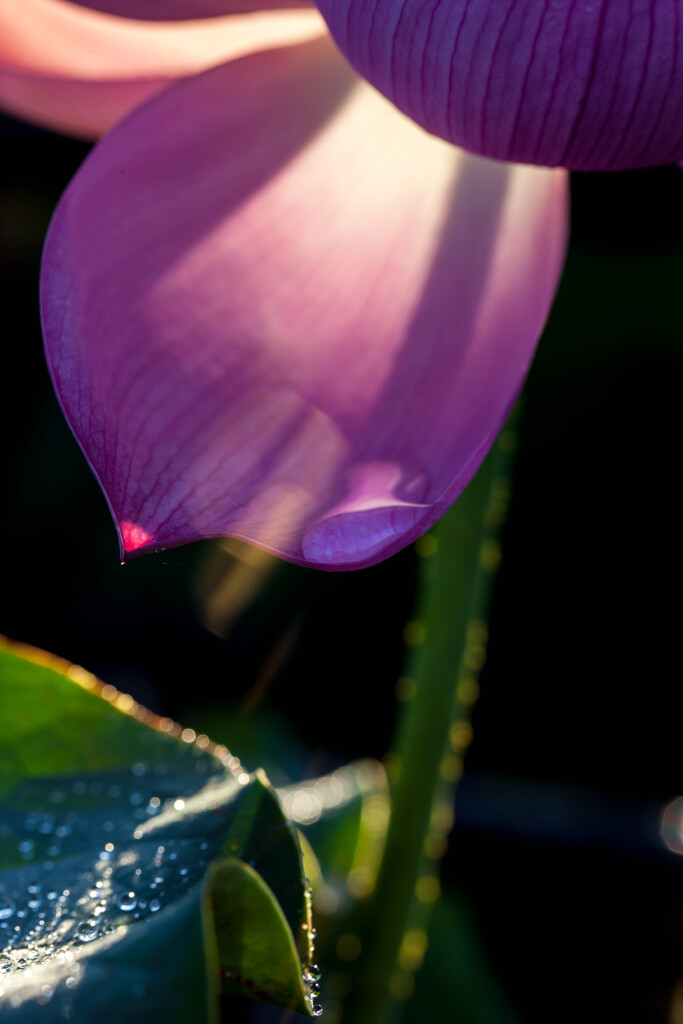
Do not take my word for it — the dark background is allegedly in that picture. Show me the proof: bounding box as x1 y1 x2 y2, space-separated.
2 113 682 1023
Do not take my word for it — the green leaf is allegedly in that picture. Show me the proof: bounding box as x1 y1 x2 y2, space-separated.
0 638 315 1020
209 858 311 1010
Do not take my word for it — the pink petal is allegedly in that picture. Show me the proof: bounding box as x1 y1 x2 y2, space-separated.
41 38 568 571
316 0 683 171
0 0 324 138
68 0 312 17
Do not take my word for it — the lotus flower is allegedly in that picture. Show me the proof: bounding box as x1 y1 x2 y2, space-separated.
2 1 676 570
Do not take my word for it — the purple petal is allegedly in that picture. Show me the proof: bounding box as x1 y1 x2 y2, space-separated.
315 0 683 171
0 0 324 139
41 38 567 570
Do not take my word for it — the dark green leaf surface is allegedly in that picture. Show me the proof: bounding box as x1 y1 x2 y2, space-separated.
0 639 314 1020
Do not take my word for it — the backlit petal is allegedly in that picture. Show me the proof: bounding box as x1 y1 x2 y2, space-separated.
41 38 568 570
0 0 324 138
316 0 683 170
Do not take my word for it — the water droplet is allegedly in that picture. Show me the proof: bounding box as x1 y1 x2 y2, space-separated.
303 964 321 983
0 954 12 973
15 959 27 970
77 918 99 942
149 899 161 913
65 976 78 989
312 1004 323 1016
116 893 137 912
0 900 16 921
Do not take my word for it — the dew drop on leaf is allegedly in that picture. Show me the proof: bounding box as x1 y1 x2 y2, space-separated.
0 899 16 921
116 892 137 912
76 918 99 942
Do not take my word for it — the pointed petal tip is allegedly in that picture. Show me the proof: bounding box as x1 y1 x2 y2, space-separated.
119 520 156 560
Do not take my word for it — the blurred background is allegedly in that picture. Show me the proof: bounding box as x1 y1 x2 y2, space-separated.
1 113 682 1023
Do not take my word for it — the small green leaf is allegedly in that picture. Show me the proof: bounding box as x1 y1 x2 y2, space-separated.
218 777 309 962
0 638 314 1020
208 858 309 1012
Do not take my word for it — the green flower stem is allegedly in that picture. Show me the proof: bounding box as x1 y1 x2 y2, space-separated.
347 418 518 1024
